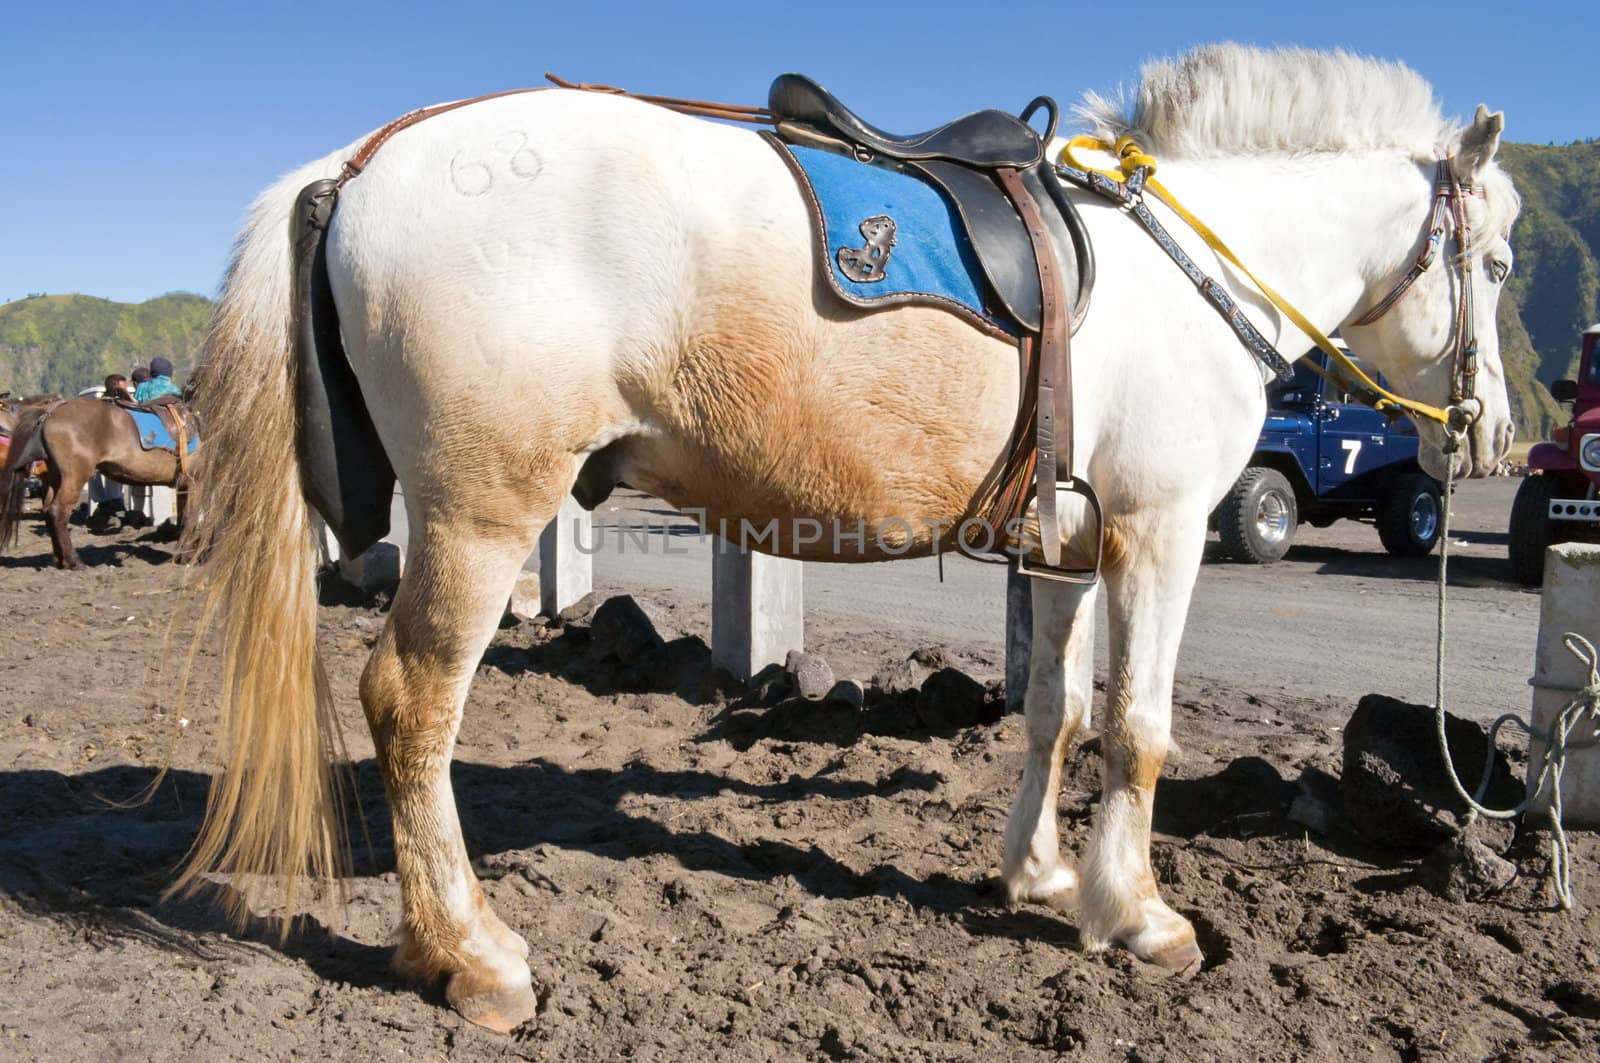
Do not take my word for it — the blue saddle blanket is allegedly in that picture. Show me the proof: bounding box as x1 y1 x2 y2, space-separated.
126 408 198 454
778 143 1007 332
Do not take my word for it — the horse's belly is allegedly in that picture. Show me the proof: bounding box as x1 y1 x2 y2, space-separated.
627 307 1020 562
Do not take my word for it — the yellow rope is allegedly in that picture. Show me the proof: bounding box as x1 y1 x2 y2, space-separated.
1061 135 1454 427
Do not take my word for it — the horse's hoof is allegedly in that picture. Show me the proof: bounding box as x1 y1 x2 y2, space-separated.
446 972 539 1033
1149 939 1204 978
1005 864 1079 911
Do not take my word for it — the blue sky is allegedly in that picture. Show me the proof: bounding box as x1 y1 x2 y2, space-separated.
3 0 1594 304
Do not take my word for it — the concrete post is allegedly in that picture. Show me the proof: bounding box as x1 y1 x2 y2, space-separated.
148 485 177 526
338 541 404 594
1006 561 1033 715
539 495 593 618
1528 542 1600 827
712 540 803 682
313 515 340 566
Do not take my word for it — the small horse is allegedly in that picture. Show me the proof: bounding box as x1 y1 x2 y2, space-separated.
0 397 199 569
181 45 1518 1030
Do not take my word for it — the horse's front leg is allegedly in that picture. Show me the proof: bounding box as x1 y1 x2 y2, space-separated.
1002 577 1097 908
1080 508 1207 975
360 512 547 1032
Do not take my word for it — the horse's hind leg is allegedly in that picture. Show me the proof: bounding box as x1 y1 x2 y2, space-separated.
361 484 563 1032
1002 578 1098 907
1080 508 1206 975
45 467 87 569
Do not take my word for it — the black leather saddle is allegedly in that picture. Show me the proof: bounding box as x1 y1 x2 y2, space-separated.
768 74 1092 334
768 74 1102 583
769 74 1045 170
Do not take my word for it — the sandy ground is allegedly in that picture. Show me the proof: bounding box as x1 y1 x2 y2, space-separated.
1 505 1597 1061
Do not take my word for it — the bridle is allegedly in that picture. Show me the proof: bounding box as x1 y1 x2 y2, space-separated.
1349 158 1487 409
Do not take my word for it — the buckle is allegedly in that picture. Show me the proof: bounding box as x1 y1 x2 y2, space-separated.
1016 479 1104 585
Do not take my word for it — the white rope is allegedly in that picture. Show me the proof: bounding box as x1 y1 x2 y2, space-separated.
1431 427 1600 910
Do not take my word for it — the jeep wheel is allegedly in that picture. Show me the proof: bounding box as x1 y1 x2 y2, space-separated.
1508 474 1565 586
1377 473 1443 557
1217 467 1297 564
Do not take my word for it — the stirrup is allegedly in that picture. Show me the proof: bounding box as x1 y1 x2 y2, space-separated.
1016 479 1103 585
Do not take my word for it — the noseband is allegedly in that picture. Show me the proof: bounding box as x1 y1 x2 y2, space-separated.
1350 159 1486 406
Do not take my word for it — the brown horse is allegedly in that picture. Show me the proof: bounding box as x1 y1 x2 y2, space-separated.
0 397 200 569
0 394 55 489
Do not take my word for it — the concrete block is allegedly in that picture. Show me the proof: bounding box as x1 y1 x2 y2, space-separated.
313 515 340 566
539 495 593 618
506 571 542 622
712 539 803 682
1528 542 1600 827
148 485 177 526
338 540 403 594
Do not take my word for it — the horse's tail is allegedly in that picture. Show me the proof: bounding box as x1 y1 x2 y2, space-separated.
0 405 52 549
170 148 356 927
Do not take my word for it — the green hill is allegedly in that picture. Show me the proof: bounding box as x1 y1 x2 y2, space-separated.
1497 141 1600 439
0 292 214 397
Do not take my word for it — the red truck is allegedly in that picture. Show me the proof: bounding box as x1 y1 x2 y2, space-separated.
1509 323 1600 585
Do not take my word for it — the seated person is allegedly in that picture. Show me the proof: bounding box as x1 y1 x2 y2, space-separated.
103 373 135 403
134 357 183 404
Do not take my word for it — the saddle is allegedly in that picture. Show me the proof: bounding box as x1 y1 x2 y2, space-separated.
767 75 1100 580
114 397 196 478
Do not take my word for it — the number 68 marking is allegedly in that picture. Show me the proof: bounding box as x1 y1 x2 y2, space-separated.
450 131 544 197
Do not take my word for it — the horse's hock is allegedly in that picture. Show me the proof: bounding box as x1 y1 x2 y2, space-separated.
1530 542 1600 827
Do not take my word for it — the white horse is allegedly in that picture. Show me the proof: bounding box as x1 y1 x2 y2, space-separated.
182 45 1518 1030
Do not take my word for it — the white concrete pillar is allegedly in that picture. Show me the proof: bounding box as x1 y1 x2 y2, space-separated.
1005 561 1032 715
148 485 177 526
712 540 803 682
1528 542 1600 826
314 516 340 567
539 495 593 618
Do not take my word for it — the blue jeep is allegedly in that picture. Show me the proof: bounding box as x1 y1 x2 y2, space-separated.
1213 350 1444 563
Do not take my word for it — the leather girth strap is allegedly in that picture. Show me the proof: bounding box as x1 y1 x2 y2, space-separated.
164 405 191 482
995 168 1068 570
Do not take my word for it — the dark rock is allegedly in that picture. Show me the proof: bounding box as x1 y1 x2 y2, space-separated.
1416 834 1517 901
618 636 711 694
1288 767 1343 835
979 680 1007 726
784 650 836 701
743 663 791 705
824 680 865 711
916 668 987 731
1288 793 1335 835
872 647 947 699
1341 694 1521 849
587 595 664 661
557 592 599 625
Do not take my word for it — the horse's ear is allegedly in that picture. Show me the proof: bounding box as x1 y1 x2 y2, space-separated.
1456 103 1505 179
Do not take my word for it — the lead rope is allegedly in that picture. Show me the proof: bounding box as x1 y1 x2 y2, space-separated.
1433 431 1600 909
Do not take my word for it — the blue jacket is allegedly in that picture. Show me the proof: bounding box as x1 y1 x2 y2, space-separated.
134 376 182 403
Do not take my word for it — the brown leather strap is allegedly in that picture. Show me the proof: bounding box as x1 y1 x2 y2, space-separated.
544 74 776 125
338 88 553 187
997 166 1072 568
170 407 190 481
340 79 774 191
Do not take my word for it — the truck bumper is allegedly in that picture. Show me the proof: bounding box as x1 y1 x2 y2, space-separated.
1551 498 1600 522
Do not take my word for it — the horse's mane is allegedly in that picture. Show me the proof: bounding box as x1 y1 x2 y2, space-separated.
1082 44 1468 160
1079 44 1520 238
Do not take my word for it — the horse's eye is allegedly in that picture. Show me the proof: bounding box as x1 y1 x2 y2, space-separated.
1487 259 1510 283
